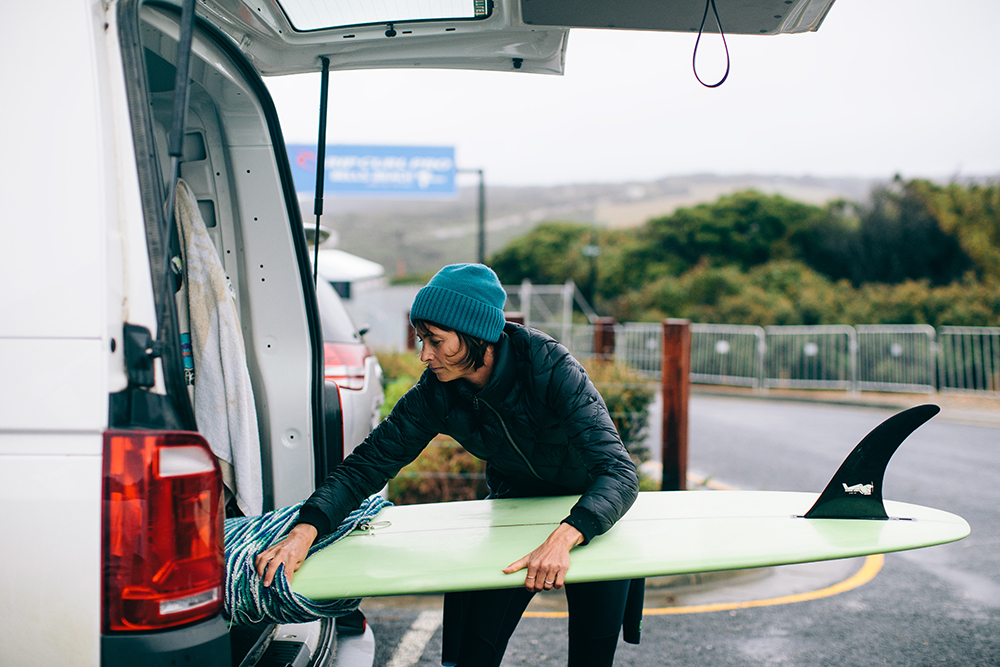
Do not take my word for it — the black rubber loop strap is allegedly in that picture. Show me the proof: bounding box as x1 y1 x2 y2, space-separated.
692 0 730 88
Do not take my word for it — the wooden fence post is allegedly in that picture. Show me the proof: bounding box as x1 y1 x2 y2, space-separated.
594 317 616 360
406 311 416 350
661 319 691 491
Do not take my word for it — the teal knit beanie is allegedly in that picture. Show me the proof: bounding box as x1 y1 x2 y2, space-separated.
410 264 507 343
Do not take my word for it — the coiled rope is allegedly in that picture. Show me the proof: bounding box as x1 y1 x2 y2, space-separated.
224 495 391 626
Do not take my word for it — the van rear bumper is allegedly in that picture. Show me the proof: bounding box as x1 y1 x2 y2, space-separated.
101 615 230 667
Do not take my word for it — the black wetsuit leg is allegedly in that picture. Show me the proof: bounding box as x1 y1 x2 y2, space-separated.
565 579 631 667
443 587 536 667
444 579 630 666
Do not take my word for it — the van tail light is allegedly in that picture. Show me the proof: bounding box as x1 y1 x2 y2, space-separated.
102 431 224 632
324 342 370 390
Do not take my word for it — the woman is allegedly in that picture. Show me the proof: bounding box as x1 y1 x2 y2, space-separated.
256 263 639 667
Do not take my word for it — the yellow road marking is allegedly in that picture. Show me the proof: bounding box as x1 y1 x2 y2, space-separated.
522 554 884 618
644 554 885 615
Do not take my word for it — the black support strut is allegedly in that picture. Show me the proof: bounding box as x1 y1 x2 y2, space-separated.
313 56 331 284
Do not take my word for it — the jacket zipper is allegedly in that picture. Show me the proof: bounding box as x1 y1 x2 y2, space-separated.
474 397 543 480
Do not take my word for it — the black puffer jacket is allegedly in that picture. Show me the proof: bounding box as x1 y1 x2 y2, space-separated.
297 322 639 543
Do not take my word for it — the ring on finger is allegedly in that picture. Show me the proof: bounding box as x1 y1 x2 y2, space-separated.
544 580 553 585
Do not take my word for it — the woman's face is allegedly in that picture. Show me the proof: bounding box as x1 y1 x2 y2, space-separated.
418 324 474 383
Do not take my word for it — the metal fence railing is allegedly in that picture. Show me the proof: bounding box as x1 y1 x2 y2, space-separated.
938 326 1000 394
690 324 766 389
763 325 857 391
617 323 664 379
529 321 1000 397
533 322 594 361
504 280 597 338
856 325 936 393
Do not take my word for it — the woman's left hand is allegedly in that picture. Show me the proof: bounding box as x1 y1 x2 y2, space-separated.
502 523 584 591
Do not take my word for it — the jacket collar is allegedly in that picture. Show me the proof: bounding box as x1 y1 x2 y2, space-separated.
459 331 515 403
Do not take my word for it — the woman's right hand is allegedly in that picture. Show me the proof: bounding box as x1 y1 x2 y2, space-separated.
254 523 319 587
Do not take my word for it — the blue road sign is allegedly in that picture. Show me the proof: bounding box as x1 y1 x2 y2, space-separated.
287 144 457 198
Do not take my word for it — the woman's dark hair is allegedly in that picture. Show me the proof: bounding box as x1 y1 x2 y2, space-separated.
413 320 492 371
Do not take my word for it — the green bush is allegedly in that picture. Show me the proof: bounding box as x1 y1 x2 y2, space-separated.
375 350 425 419
581 359 655 463
381 377 416 420
376 350 425 385
606 257 1000 328
387 437 487 505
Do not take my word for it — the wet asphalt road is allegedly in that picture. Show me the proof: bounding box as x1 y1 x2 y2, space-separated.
361 395 1000 666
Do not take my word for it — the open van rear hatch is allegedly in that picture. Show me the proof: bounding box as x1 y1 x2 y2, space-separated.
197 0 836 76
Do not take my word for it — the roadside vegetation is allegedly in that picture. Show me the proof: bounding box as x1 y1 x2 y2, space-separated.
490 177 1000 328
373 177 999 503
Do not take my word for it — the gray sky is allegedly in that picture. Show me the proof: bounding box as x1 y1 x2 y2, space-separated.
266 0 1000 187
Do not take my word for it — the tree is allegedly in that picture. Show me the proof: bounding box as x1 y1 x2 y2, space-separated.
490 221 592 285
608 190 829 294
488 181 1000 327
911 179 1000 281
796 178 973 287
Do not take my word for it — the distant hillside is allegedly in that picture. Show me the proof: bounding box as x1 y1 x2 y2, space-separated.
305 174 878 276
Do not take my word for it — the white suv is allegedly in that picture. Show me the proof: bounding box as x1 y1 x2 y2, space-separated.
0 1 833 665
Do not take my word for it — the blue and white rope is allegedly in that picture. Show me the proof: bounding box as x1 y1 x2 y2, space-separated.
224 495 391 626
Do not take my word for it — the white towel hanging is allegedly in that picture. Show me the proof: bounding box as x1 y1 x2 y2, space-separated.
175 179 263 516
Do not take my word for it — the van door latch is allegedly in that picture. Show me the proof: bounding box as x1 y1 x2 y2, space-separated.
123 323 162 388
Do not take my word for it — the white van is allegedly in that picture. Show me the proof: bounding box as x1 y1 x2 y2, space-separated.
0 1 833 665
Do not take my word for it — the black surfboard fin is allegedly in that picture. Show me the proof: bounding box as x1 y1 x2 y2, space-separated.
804 404 940 520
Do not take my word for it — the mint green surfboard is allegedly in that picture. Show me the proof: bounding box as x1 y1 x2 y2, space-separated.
292 405 969 601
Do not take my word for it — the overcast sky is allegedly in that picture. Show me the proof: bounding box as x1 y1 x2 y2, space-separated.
265 0 1000 187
